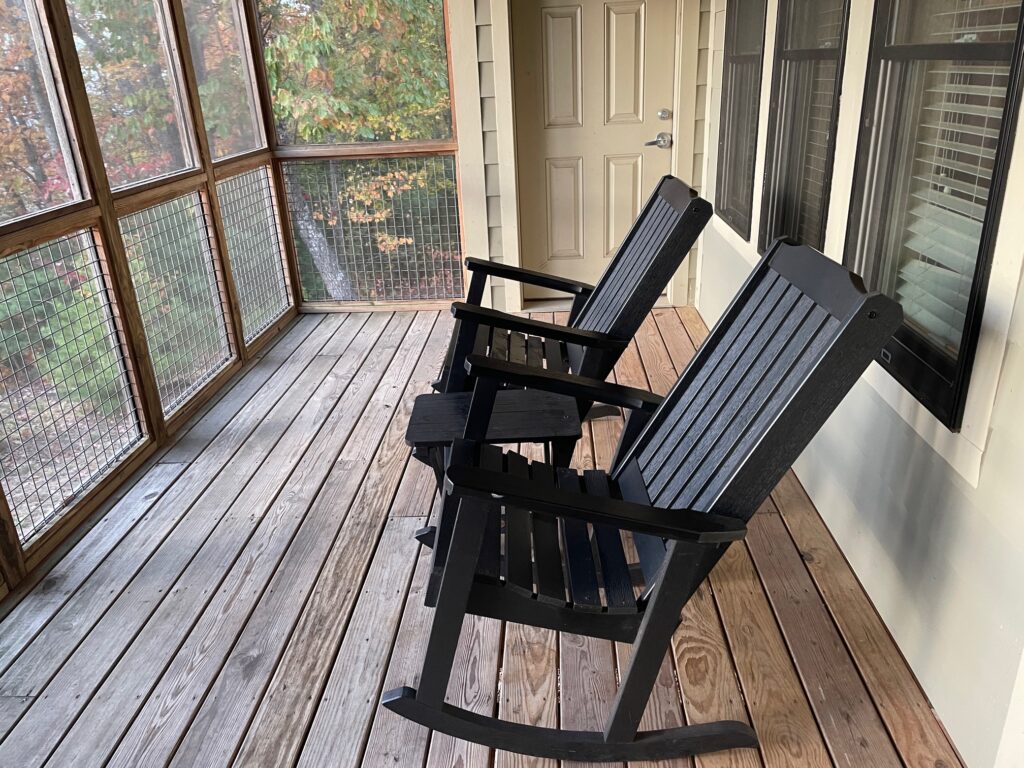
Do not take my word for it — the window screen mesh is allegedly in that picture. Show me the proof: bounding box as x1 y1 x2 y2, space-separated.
216 166 292 343
0 231 143 543
282 156 463 303
119 193 232 415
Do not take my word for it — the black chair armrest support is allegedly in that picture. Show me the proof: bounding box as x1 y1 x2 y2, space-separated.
465 355 663 413
444 454 745 545
451 303 625 350
466 257 595 296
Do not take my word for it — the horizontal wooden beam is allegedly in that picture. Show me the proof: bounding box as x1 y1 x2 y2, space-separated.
0 204 102 260
273 141 458 161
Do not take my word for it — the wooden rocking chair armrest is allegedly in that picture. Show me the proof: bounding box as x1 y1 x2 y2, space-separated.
451 304 626 350
465 355 663 413
444 464 746 545
465 257 595 296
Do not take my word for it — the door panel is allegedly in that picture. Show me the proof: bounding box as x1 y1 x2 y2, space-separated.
546 156 585 258
605 153 643 255
606 2 646 124
513 0 677 299
542 7 583 127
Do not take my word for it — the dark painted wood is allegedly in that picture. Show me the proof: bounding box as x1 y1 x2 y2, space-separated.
556 468 601 612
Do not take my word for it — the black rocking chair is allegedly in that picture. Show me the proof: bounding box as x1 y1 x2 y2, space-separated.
382 240 903 762
408 176 710 596
416 174 711 465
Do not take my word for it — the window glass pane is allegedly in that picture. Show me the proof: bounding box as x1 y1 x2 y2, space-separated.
217 166 291 341
260 0 452 145
762 58 840 249
0 0 84 227
785 0 845 49
850 58 1010 359
889 0 1021 45
283 156 463 302
0 231 144 543
181 0 264 159
119 194 232 414
66 0 196 189
715 0 768 238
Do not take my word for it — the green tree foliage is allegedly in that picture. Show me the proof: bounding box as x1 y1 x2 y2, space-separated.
260 0 451 144
261 0 460 301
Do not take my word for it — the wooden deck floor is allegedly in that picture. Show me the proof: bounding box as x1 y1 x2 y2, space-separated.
0 308 963 768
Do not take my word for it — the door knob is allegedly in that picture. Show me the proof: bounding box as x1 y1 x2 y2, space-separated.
644 132 673 149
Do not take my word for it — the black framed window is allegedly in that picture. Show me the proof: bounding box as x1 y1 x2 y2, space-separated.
846 0 1024 429
759 0 849 251
715 0 768 239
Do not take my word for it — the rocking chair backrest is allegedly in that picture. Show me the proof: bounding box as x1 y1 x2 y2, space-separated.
567 176 712 378
614 239 902 522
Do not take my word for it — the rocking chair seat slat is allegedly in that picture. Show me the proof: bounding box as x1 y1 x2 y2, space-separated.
528 462 567 605
510 331 528 366
583 470 637 614
527 335 544 370
545 336 569 374
490 325 509 362
504 451 535 596
477 445 504 582
556 468 602 612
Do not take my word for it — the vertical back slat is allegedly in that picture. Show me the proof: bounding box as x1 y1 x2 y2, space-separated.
566 177 711 378
613 241 903 524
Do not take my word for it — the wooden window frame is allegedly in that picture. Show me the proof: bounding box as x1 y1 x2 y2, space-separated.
758 0 850 253
844 0 1024 430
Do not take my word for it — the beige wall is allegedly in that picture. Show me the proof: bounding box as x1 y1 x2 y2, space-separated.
695 2 1024 766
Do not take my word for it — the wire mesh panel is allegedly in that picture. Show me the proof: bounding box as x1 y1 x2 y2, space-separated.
0 231 144 543
119 193 232 415
282 156 463 303
216 166 292 343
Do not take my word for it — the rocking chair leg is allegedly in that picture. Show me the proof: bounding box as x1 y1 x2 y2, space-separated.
549 437 575 468
424 491 459 607
604 541 723 743
416 496 489 706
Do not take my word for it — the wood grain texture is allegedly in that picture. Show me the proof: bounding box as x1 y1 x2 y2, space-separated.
424 614 503 768
0 316 339 683
0 309 964 768
362 539 435 768
746 507 902 767
772 473 963 768
298 517 425 768
95 316 425 768
0 317 352 750
177 314 450 768
8 315 408 767
711 536 831 768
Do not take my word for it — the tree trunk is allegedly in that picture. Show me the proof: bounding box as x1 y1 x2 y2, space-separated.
284 173 355 301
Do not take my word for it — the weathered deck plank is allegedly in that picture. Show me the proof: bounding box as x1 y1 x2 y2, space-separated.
0 315 325 674
0 308 963 768
3 314 393 766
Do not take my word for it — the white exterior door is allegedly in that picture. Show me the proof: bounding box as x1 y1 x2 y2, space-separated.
512 0 678 299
